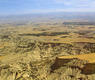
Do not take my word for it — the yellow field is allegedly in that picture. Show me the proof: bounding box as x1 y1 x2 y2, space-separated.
58 53 95 63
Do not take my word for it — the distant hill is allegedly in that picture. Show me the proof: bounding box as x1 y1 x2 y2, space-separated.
0 12 95 24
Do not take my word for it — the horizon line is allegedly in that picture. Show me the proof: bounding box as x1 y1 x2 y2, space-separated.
0 11 95 16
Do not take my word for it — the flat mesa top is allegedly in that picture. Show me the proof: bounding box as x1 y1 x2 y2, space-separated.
58 53 95 63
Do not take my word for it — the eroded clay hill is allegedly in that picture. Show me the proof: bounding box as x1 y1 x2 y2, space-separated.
1 25 95 80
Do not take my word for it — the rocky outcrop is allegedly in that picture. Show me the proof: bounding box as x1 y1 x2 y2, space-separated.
52 57 95 75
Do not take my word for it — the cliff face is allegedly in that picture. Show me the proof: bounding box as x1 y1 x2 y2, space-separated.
0 53 95 80
53 55 95 75
51 58 87 72
82 63 95 75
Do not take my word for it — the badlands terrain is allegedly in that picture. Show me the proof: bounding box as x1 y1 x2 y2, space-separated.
0 13 95 80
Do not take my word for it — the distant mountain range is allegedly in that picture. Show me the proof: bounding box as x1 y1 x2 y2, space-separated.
0 12 95 24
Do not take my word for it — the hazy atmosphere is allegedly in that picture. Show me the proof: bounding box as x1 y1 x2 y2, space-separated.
0 0 95 80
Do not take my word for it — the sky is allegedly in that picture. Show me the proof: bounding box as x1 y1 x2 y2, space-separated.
0 0 95 15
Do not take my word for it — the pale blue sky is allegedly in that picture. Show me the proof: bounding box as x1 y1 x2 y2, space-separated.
0 0 95 15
